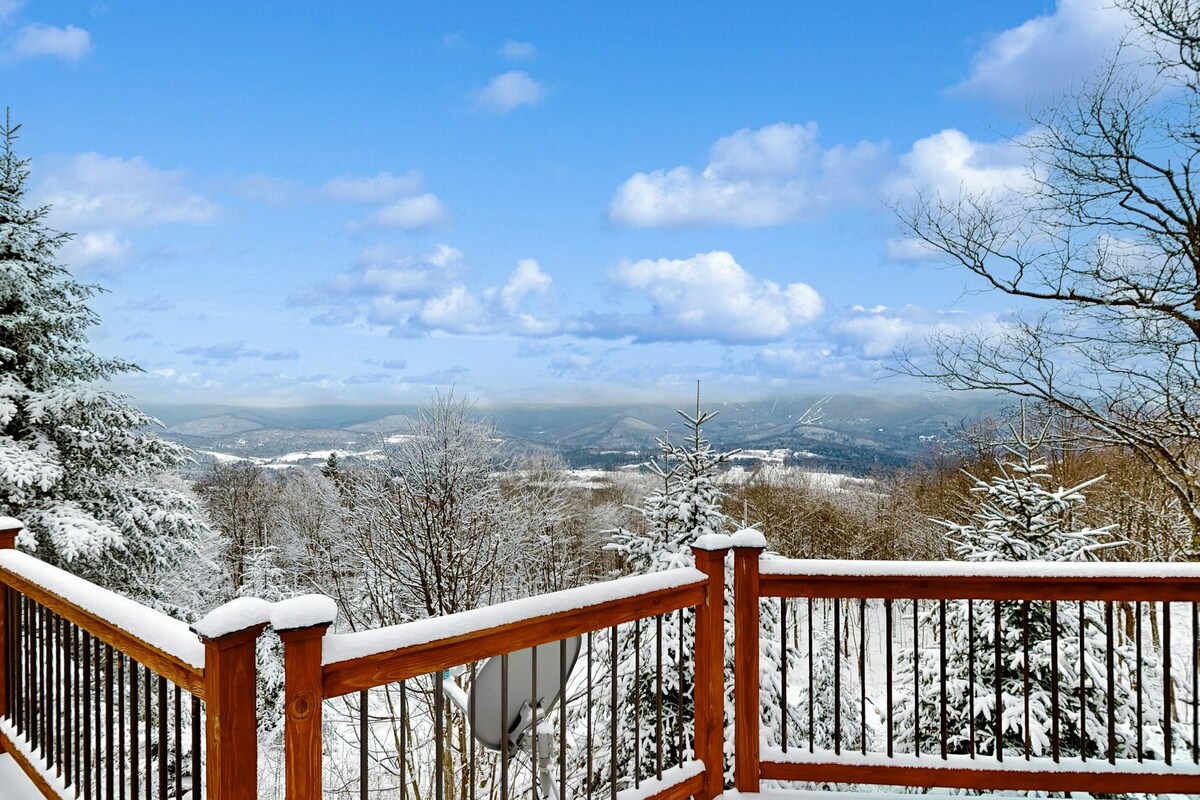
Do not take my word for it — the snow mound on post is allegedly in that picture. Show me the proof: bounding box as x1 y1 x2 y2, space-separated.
692 532 732 551
191 596 272 639
271 594 337 632
730 528 766 548
0 516 23 531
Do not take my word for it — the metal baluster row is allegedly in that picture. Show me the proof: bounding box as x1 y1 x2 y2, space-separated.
778 596 1200 767
1 592 204 799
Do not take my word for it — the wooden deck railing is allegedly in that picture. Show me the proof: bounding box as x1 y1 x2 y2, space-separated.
0 520 266 800
732 539 1200 795
280 542 729 800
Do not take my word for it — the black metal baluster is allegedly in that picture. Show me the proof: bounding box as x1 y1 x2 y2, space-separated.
885 598 893 759
360 689 368 800
1051 601 1059 763
914 599 921 758
994 600 1002 763
435 674 445 800
501 655 509 800
158 675 168 800
400 681 407 800
130 656 138 800
174 685 182 800
807 598 814 753
468 667 475 800
586 635 592 800
143 665 151 800
119 655 125 800
94 637 101 800
106 644 115 800
1105 601 1115 765
833 597 841 755
531 651 538 799
1165 600 1173 766
1193 601 1198 765
83 631 92 800
560 640 568 796
611 625 618 800
1022 601 1030 760
1079 600 1086 762
860 598 867 756
940 599 948 760
968 598 976 758
632 619 639 787
780 598 788 753
655 616 663 778
1136 601 1143 762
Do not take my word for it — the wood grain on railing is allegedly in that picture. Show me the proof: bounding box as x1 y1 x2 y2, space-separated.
760 572 1200 601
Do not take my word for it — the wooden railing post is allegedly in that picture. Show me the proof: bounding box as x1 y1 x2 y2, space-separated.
691 537 730 800
732 530 764 793
278 611 334 800
0 516 21 720
194 599 271 800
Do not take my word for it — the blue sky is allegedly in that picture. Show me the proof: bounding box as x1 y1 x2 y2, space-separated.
2 0 1138 406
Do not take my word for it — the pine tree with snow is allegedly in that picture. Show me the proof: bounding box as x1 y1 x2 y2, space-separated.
893 415 1178 764
0 114 212 611
599 385 813 790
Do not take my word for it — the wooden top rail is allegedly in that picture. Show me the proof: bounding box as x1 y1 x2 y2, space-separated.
759 558 1200 601
320 568 708 698
0 550 206 697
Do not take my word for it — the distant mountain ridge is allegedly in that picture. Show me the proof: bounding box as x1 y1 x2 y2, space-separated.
148 392 1004 474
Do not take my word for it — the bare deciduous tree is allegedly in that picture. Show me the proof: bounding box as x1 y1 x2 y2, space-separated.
894 1 1200 551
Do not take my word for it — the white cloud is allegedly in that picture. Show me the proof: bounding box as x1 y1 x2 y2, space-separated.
38 153 217 229
292 246 555 337
322 171 424 203
831 304 1002 358
3 23 92 61
475 71 543 114
576 251 823 343
609 122 887 227
325 171 449 231
366 193 447 230
499 40 536 60
890 128 1032 200
952 0 1134 108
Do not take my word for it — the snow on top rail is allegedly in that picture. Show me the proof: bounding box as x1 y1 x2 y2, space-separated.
761 558 1200 580
323 567 706 666
0 550 205 670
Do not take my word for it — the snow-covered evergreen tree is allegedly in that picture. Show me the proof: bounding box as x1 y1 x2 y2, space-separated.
893 417 1178 762
0 114 212 612
601 386 811 790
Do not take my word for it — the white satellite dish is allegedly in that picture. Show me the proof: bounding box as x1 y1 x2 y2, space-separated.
459 636 582 800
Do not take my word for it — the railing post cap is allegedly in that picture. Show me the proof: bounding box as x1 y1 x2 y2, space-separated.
271 593 337 634
0 517 24 549
731 528 767 549
692 533 733 552
191 596 273 642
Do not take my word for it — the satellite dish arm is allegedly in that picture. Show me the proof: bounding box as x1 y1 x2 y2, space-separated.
442 675 470 717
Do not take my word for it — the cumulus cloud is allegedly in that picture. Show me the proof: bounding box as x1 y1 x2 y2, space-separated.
890 128 1032 199
291 245 555 337
952 0 1134 108
830 304 1003 358
500 40 536 59
0 1 23 24
573 251 823 343
3 22 92 61
38 153 217 229
609 122 887 227
59 230 131 270
476 71 543 114
366 194 447 230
